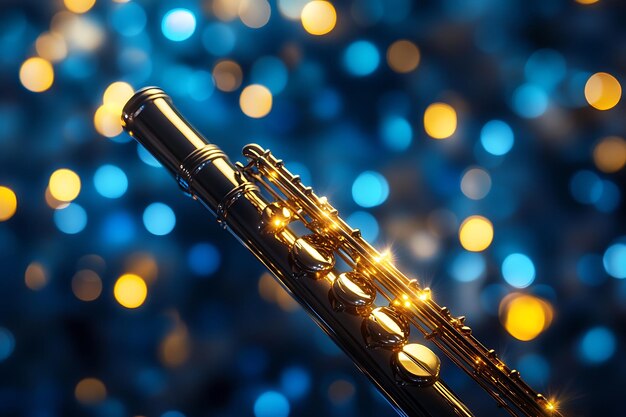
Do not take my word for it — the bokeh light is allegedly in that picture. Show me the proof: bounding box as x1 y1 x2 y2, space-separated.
251 56 288 94
110 2 147 37
459 215 493 252
1 0 624 414
312 88 342 120
512 84 548 118
103 81 134 114
52 12 105 52
449 252 486 282
75 377 106 405
114 273 147 309
45 186 68 209
594 180 620 213
584 72 622 110
593 136 626 173
159 323 190 367
239 0 272 28
162 9 196 42
502 253 536 288
54 203 88 234
524 49 566 90
213 60 243 92
187 242 221 276
460 167 491 200
343 40 380 76
351 171 389 208
19 57 54 93
35 32 67 62
386 40 420 73
603 243 626 279
240 84 273 118
280 366 311 400
125 252 159 284
64 0 95 14
49 169 81 202
301 1 337 36
93 164 128 199
94 104 124 138
202 23 236 56
72 269 102 302
143 203 176 236
0 327 15 362
409 231 440 260
101 210 136 244
480 120 514 156
0 186 17 222
212 0 239 21
500 294 553 341
423 102 457 139
254 391 290 417
380 116 412 151
569 170 603 205
278 0 309 20
24 262 48 291
578 326 616 364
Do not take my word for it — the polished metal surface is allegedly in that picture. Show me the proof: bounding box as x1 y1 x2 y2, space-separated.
290 235 336 279
394 344 440 387
260 202 292 234
332 271 376 312
122 87 564 417
364 306 410 349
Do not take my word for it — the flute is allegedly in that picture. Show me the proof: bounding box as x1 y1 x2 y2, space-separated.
121 87 562 417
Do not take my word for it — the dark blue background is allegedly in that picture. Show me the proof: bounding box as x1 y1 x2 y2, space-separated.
0 0 625 416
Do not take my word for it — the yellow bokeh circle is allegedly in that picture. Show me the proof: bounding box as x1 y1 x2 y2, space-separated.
500 293 553 341
459 215 493 252
49 169 81 202
94 104 124 137
64 0 96 14
0 186 17 221
239 84 273 118
593 136 626 173
114 273 147 309
301 1 337 36
19 57 54 93
584 72 622 110
424 102 457 139
103 81 134 114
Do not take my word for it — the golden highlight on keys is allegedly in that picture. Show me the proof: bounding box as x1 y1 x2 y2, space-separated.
121 87 564 417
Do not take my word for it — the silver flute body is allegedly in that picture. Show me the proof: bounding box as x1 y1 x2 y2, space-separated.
121 87 562 417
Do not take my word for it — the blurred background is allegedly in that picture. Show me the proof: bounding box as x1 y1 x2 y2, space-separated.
0 0 625 416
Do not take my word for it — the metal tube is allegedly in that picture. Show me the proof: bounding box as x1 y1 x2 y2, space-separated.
122 87 472 417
